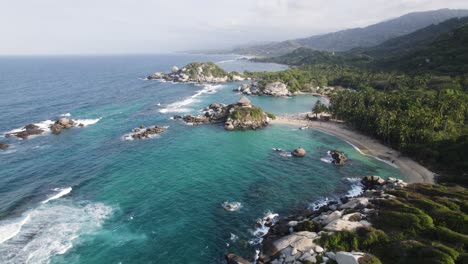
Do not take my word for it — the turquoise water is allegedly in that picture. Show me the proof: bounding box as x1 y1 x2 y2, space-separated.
0 54 402 263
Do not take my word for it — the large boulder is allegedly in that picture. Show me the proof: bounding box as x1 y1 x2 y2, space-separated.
335 252 366 264
171 66 179 73
291 147 306 157
361 176 385 187
324 219 371 232
263 82 291 96
330 150 347 165
147 72 164 80
225 254 250 264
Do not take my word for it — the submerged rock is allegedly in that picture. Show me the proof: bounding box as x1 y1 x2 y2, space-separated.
127 125 166 139
0 143 9 149
222 201 242 212
291 147 306 157
5 124 45 139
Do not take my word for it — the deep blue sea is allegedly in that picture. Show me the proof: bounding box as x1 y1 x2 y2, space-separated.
0 54 403 264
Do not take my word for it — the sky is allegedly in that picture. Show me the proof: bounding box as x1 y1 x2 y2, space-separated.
1 0 468 55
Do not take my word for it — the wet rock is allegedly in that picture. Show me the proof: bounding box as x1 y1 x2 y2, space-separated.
330 150 347 165
0 143 9 149
129 125 166 139
6 124 45 139
361 175 385 187
291 147 306 157
225 253 250 264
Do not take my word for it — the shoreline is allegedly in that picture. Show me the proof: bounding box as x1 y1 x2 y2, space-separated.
271 114 435 184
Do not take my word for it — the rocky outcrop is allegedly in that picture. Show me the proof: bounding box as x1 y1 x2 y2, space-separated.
330 150 347 165
127 125 166 139
248 176 407 264
147 62 244 83
0 143 9 149
178 98 271 131
5 124 45 139
234 81 292 97
50 118 75 134
291 147 306 157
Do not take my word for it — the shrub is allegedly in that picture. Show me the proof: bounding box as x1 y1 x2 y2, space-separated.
294 220 320 232
358 254 382 264
266 112 276 120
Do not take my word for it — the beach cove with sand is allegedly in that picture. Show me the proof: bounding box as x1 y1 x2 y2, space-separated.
0 54 433 263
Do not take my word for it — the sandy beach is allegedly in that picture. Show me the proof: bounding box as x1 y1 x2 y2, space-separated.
272 114 435 184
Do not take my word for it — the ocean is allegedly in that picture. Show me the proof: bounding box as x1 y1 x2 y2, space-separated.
0 54 403 263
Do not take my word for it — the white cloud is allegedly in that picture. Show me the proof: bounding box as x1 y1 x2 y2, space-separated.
0 0 467 54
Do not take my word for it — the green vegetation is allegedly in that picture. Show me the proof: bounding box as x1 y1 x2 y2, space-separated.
246 22 468 183
183 62 228 78
312 100 327 118
329 89 468 183
266 112 276 120
317 184 468 264
230 106 265 122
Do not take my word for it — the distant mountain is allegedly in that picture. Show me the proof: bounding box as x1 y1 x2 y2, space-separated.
379 22 468 75
255 16 468 75
353 16 468 58
231 8 468 56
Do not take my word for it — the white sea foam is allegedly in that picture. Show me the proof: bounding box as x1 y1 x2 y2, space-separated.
230 233 239 243
249 211 279 245
4 120 55 137
309 197 330 211
72 117 101 127
344 140 399 168
216 59 236 64
343 177 364 198
159 84 224 113
3 116 100 139
0 201 112 263
0 215 31 244
41 187 72 204
222 201 242 212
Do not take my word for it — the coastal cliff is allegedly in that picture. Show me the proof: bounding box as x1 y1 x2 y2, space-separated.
227 176 467 264
147 62 245 83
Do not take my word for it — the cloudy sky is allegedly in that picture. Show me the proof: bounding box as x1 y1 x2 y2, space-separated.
1 0 468 54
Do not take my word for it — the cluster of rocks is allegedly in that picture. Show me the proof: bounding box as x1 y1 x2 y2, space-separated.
147 62 245 83
50 118 83 135
5 118 84 139
329 150 347 165
234 82 292 97
128 125 167 139
227 176 408 264
175 97 271 131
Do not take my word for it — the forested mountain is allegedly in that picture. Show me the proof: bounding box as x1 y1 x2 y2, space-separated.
255 17 468 76
230 9 468 56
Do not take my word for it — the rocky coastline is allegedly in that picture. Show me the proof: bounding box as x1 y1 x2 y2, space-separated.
227 176 409 264
234 81 292 97
175 96 273 131
147 62 245 83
